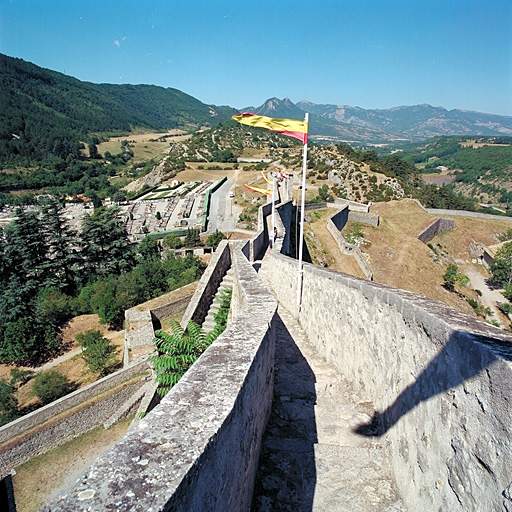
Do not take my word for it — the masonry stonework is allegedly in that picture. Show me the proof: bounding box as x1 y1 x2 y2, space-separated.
259 250 512 512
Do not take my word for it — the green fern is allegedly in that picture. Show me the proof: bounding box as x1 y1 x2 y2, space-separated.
150 320 217 397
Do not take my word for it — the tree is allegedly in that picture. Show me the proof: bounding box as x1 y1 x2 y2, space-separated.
183 227 201 248
32 370 70 404
89 277 121 326
79 206 135 281
88 143 100 159
206 230 226 251
36 287 72 329
3 208 48 296
137 236 160 262
40 197 80 293
76 329 118 377
0 378 19 426
163 232 182 250
490 242 512 289
0 318 40 365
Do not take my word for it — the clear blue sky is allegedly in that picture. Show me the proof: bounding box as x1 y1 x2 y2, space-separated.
2 0 511 115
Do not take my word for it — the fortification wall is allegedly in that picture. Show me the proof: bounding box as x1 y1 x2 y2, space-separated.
0 360 149 480
327 208 374 280
180 240 231 327
259 253 512 511
41 246 278 512
414 199 512 222
417 218 455 243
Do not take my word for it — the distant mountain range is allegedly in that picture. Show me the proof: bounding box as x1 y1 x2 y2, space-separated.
245 97 512 143
2 52 512 165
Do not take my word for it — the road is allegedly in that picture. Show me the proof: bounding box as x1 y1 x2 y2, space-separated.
207 178 239 233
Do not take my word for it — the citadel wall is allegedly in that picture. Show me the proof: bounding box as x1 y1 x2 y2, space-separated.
40 245 278 511
259 245 512 511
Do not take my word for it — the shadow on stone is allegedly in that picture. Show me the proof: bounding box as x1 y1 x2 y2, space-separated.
252 314 317 512
354 330 512 437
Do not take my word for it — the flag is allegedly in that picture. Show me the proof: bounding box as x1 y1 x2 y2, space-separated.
243 183 272 196
232 112 308 144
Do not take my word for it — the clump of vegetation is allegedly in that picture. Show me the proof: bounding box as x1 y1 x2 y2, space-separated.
490 242 512 298
32 371 71 405
150 321 218 397
151 288 232 397
76 330 119 377
206 230 226 251
0 378 19 426
442 264 469 292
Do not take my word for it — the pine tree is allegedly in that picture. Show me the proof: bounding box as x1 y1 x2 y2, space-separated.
79 206 135 281
40 197 81 293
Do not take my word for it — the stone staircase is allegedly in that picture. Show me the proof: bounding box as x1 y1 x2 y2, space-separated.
201 266 234 333
252 306 406 512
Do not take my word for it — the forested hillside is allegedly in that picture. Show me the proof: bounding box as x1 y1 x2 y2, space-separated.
0 201 205 375
0 54 234 166
398 136 512 207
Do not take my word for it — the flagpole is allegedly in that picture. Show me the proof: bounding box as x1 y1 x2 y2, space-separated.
271 172 276 249
297 112 309 310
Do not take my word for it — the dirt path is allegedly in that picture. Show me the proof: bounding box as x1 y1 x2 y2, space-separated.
463 266 507 325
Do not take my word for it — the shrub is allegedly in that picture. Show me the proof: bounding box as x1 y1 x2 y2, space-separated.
32 370 70 405
76 329 119 377
0 378 19 426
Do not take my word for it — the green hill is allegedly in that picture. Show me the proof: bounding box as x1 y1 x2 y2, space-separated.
0 53 234 166
397 136 512 207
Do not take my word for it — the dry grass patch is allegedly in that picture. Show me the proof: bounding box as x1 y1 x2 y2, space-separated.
306 208 366 277
12 415 134 512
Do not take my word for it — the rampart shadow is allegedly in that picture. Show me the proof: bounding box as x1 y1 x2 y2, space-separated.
354 331 512 437
251 313 317 512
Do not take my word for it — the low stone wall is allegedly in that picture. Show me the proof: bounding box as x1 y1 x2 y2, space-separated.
259 252 512 512
0 359 149 480
348 210 380 227
414 199 512 222
180 240 231 327
41 246 278 512
335 198 370 212
327 208 373 280
417 217 455 243
150 294 193 321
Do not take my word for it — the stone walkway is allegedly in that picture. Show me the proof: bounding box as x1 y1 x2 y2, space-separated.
251 306 406 512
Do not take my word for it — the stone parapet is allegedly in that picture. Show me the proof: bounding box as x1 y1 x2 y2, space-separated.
260 252 512 512
41 246 278 512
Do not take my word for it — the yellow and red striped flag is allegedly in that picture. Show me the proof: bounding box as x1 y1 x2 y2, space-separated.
232 112 308 144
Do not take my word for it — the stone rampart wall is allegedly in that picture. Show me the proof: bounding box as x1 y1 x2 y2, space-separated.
335 198 370 212
414 199 512 222
0 380 144 477
348 210 380 227
417 217 455 243
327 208 373 280
180 240 231 327
150 294 193 321
41 246 278 512
0 359 149 480
259 253 512 512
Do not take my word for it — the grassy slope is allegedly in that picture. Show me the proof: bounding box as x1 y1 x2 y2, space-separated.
308 199 512 322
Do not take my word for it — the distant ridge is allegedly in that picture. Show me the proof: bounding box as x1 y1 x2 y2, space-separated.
0 53 235 162
244 97 512 143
